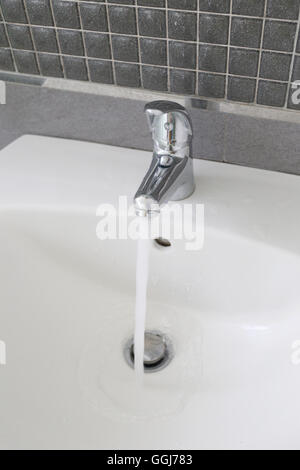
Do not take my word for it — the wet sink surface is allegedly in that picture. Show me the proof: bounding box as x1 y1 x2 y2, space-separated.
0 135 300 450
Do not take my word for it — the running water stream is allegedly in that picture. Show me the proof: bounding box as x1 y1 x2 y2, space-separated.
134 218 150 382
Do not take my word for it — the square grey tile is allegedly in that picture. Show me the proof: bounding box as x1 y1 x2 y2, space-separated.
292 54 300 80
260 51 292 81
84 32 111 60
0 49 15 71
199 14 229 45
26 0 54 26
32 27 58 53
227 76 256 102
38 53 63 77
0 0 27 24
168 0 197 10
229 48 259 77
170 69 196 94
263 20 297 52
138 0 165 6
142 66 168 92
168 11 197 41
230 17 263 48
80 3 108 32
7 24 33 50
139 8 166 38
232 0 265 17
0 24 9 48
198 72 226 98
58 30 84 56
115 62 141 87
14 50 39 74
109 6 137 35
88 59 114 84
198 44 227 73
52 0 80 29
267 0 300 20
107 0 135 4
140 38 167 66
257 80 287 107
169 41 196 69
63 56 88 81
112 35 139 63
199 0 230 13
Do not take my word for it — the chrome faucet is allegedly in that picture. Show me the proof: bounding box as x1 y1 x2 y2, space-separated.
134 101 195 216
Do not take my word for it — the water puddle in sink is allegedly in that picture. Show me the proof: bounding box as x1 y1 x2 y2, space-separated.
134 219 150 382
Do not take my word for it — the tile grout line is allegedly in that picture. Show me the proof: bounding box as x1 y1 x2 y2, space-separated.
49 0 67 79
284 5 300 106
225 0 233 99
195 0 200 95
105 0 117 85
166 0 170 93
134 0 143 89
0 4 19 73
22 0 42 75
254 0 268 104
77 0 91 81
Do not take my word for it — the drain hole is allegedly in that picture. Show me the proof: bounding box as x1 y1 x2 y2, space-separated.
154 237 171 248
124 331 173 373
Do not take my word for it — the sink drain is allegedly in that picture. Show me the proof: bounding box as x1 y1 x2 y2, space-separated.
124 331 173 373
154 237 172 248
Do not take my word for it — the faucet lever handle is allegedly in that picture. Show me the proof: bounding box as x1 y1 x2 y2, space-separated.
144 101 192 154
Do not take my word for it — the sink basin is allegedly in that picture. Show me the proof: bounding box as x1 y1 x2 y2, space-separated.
0 135 300 450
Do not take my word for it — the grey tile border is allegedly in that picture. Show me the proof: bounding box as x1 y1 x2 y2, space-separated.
224 111 300 174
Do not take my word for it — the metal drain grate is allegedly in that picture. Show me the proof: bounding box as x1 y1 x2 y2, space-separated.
124 331 173 373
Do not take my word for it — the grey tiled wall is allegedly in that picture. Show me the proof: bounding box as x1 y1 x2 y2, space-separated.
0 0 300 110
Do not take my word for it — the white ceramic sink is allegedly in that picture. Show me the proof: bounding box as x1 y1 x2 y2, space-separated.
1 135 300 450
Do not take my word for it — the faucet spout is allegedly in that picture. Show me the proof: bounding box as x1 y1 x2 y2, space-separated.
134 101 195 216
